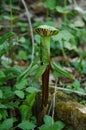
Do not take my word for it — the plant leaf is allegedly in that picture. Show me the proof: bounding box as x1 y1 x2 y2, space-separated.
39 121 65 130
18 120 36 130
44 0 56 10
53 30 74 42
56 6 70 14
44 115 53 126
26 87 41 93
74 20 85 27
15 79 27 90
0 32 14 45
0 118 14 130
73 80 80 89
51 62 73 79
19 105 31 120
24 94 35 107
0 70 6 81
17 50 27 60
14 90 24 99
18 62 39 81
32 63 48 82
0 104 7 109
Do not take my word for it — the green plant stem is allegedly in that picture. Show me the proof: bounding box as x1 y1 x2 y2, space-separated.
46 9 49 22
64 0 67 7
41 36 51 107
10 0 13 32
42 63 50 107
64 0 67 21
41 36 50 63
61 41 66 59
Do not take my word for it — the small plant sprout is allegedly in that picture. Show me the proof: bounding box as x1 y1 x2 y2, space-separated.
35 25 59 107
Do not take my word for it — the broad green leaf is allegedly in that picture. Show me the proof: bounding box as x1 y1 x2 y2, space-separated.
34 34 41 44
24 94 35 107
18 120 36 130
73 80 80 88
3 15 17 21
15 90 24 99
53 30 74 42
0 109 8 119
39 121 65 130
51 62 73 79
44 0 56 10
4 66 21 80
17 50 28 60
52 69 60 78
56 6 70 14
64 41 77 51
0 37 16 56
17 22 28 27
0 118 14 130
1 60 10 68
32 63 48 82
44 115 53 126
19 105 31 120
20 94 35 120
55 121 65 130
74 20 85 27
15 79 27 90
5 101 19 109
0 32 14 45
5 66 21 76
19 37 26 43
1 86 14 99
0 104 7 109
0 44 9 56
26 87 41 93
0 70 6 81
72 80 85 93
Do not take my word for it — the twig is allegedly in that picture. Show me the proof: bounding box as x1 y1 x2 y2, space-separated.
50 86 86 96
21 0 34 62
51 79 57 124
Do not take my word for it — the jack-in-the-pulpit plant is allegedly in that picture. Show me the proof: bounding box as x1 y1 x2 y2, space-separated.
35 25 59 108
18 24 72 110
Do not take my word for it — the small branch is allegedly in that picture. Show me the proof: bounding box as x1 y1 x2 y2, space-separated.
51 79 57 124
50 86 86 96
21 0 34 62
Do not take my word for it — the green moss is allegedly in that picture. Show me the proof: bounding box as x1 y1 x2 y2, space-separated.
54 91 86 130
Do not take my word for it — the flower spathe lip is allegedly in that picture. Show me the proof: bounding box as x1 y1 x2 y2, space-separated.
35 25 59 37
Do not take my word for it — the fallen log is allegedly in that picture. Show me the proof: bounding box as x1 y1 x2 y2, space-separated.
33 90 86 130
54 91 86 130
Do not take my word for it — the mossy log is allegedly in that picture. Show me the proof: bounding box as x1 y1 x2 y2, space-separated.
55 91 86 130
33 91 86 130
